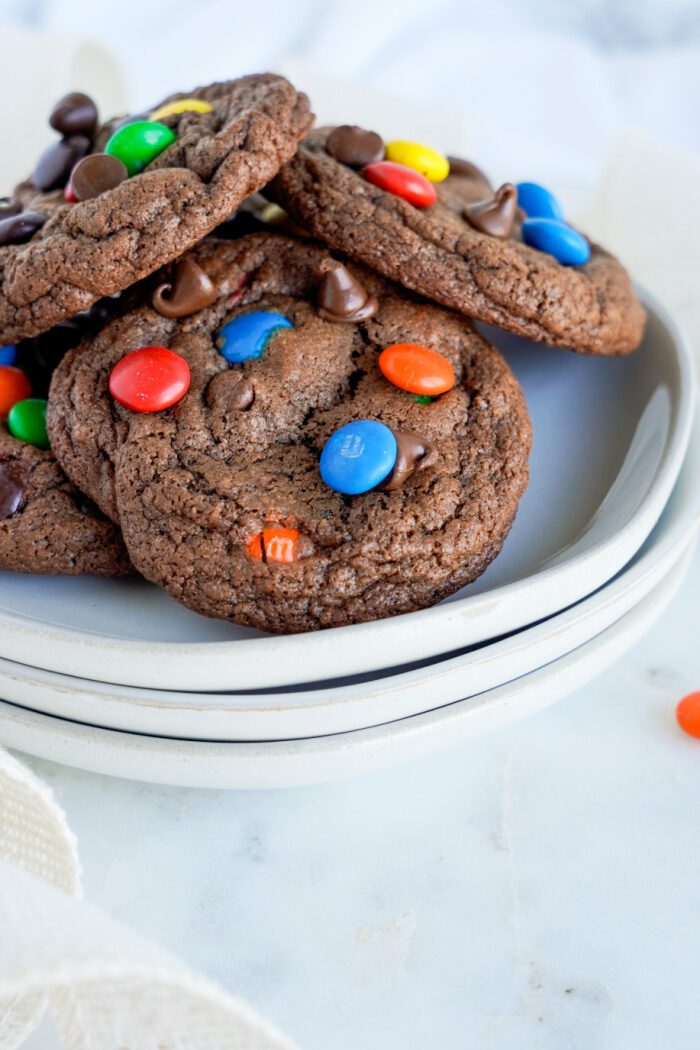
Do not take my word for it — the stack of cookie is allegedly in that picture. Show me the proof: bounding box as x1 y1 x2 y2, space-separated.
0 75 645 633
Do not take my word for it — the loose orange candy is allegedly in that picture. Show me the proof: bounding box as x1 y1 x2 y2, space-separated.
378 343 455 396
247 527 300 564
676 691 700 739
0 366 31 418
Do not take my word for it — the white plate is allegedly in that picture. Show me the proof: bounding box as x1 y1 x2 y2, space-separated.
0 546 691 789
0 291 693 691
0 458 696 741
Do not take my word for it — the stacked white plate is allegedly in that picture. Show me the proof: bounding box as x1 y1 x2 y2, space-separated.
0 291 696 788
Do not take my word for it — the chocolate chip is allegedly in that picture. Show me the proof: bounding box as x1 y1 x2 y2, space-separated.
463 183 518 239
152 258 218 318
0 199 20 221
71 153 128 201
316 259 378 323
0 464 25 520
446 156 492 189
326 125 385 168
32 135 90 191
0 211 47 247
379 431 437 491
206 372 255 413
49 92 98 138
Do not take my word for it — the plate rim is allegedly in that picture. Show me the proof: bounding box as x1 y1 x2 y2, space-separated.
0 545 690 789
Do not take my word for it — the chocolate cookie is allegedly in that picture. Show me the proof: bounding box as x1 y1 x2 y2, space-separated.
0 75 312 343
48 234 531 633
271 128 646 356
0 307 130 576
0 425 129 576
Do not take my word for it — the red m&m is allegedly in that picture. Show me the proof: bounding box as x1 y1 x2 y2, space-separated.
364 161 437 208
109 346 190 413
0 366 32 417
378 343 455 396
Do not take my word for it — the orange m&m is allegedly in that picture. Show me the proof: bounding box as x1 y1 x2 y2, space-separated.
0 366 31 417
247 527 300 564
676 691 700 739
378 343 455 396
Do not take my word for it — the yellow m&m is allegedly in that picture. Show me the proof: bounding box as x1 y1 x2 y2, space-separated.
150 98 214 121
385 141 449 183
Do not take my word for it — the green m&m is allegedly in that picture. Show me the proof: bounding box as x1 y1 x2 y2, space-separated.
105 120 176 177
7 398 49 449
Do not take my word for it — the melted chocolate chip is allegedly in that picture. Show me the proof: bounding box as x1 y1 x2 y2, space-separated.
446 156 492 189
71 153 128 200
206 372 255 413
33 135 90 191
379 431 437 491
152 258 218 318
316 259 378 323
0 464 25 520
463 183 518 239
326 125 385 168
49 92 98 138
0 211 47 247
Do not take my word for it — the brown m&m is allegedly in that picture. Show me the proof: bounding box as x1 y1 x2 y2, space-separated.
316 260 378 323
49 92 98 137
464 183 518 239
71 153 128 201
152 258 218 318
32 135 90 192
326 125 385 168
0 211 47 247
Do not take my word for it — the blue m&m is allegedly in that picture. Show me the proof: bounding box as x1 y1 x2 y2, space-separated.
522 218 590 266
216 311 293 364
320 420 397 495
516 181 563 221
0 345 17 366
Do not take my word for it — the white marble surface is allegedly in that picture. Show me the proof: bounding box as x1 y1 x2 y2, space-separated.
17 546 700 1050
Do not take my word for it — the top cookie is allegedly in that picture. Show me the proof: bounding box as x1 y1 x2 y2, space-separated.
271 127 646 356
0 75 312 343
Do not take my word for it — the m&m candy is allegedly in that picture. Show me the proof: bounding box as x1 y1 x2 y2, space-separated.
676 692 700 739
522 218 590 266
150 98 214 121
216 311 293 364
247 527 301 564
385 141 449 183
0 345 17 366
7 398 49 449
378 343 455 397
516 181 564 221
109 347 191 412
105 121 176 177
364 161 437 208
320 420 397 495
0 366 31 417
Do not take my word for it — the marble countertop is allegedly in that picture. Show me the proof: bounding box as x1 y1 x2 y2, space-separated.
19 546 700 1050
